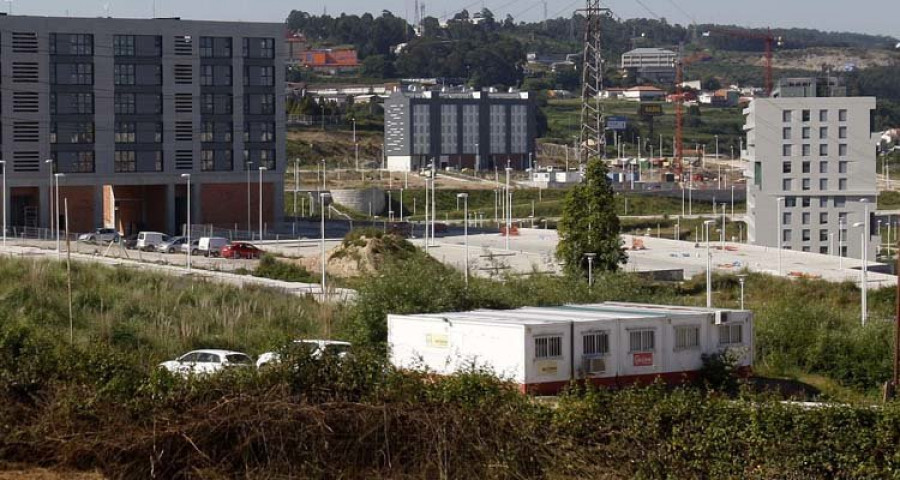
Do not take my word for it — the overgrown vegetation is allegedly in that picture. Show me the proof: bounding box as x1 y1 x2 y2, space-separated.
253 254 317 283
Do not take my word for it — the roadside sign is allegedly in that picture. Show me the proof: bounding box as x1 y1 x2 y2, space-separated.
633 352 654 367
638 104 664 117
606 116 627 130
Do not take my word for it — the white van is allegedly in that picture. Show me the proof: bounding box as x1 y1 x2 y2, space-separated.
198 237 229 257
136 232 167 251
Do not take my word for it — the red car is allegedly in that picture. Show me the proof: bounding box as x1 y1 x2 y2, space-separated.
221 242 263 259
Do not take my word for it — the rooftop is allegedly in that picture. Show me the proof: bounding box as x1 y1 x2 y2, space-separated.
623 47 677 55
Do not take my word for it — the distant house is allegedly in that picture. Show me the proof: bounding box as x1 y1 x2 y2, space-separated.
699 89 741 107
599 87 627 99
623 85 666 102
297 48 360 75
621 48 677 84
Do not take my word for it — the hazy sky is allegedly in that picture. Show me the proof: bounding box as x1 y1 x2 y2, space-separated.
6 0 898 38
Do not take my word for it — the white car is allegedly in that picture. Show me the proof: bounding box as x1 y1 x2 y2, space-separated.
256 340 352 369
78 228 120 243
159 349 254 377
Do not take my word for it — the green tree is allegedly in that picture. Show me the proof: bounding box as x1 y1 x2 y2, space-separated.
556 159 626 276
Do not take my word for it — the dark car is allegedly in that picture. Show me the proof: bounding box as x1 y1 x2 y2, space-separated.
221 242 263 259
123 234 139 249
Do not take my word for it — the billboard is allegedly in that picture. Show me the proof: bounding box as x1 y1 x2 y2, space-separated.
638 104 664 116
606 116 627 130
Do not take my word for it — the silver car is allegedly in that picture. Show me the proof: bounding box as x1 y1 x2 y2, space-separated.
157 236 187 253
159 349 254 377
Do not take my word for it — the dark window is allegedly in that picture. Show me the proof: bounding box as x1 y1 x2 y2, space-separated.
114 35 134 56
114 151 136 172
115 122 135 143
114 93 135 114
114 64 135 85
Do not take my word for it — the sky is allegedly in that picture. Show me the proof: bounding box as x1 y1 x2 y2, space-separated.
5 0 898 38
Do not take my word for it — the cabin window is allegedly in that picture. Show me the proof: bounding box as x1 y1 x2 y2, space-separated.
629 329 655 352
718 324 743 345
534 335 562 359
674 325 701 350
582 331 609 356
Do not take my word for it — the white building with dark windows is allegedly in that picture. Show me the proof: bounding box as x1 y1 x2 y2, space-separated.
621 47 676 84
384 89 536 172
0 14 285 235
745 77 878 260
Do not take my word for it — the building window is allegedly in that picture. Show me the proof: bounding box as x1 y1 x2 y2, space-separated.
820 246 829 254
260 66 274 86
785 197 796 208
820 229 829 242
819 162 828 174
802 197 811 208
115 122 135 143
73 151 95 173
535 335 562 359
802 144 811 156
819 109 828 122
782 161 792 173
839 144 848 156
839 126 847 139
200 37 213 57
583 331 609 356
820 178 828 190
783 230 792 242
802 127 811 139
201 122 214 142
802 246 811 253
114 93 135 114
782 179 792 190
783 110 792 122
243 37 275 58
802 229 810 241
114 64 135 85
200 65 213 86
114 151 136 172
674 325 700 351
839 109 847 122
629 329 655 353
839 161 848 174
819 127 828 139
201 150 215 171
836 197 846 208
259 94 275 114
782 127 791 140
259 149 276 170
783 212 792 224
820 212 828 224
802 179 810 191
819 197 828 208
782 144 792 157
801 212 810 225
820 144 828 156
114 35 134 56
802 109 810 122
719 324 743 345
838 178 847 190
802 161 811 173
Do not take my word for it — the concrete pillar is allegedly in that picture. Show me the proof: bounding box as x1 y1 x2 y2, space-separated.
272 180 284 225
192 181 203 225
93 186 104 229
39 184 50 230
165 183 176 236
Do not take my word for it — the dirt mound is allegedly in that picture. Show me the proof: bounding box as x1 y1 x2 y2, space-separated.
299 230 416 278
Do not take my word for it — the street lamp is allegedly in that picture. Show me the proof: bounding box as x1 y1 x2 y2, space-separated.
246 160 253 236
853 221 867 326
584 253 597 287
737 274 747 310
181 174 191 271
776 197 785 276
721 202 726 250
258 166 267 240
45 159 54 240
54 173 65 256
0 160 6 247
457 192 469 287
320 192 328 296
704 220 716 307
505 166 512 251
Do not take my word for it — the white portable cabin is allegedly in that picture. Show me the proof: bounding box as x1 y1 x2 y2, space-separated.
388 302 753 394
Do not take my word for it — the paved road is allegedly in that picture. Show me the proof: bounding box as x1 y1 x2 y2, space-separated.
423 228 897 290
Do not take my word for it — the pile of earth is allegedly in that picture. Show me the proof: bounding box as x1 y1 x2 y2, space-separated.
299 229 417 277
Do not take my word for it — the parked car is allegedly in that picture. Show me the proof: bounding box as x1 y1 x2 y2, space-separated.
136 231 168 251
221 242 263 259
157 236 187 253
159 349 254 377
122 234 139 250
256 340 352 369
181 239 200 255
78 228 120 244
198 236 229 257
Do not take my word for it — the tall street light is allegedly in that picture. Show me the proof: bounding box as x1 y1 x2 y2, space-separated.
853 221 867 326
584 253 597 287
457 192 469 287
704 220 716 307
258 166 267 241
424 177 430 253
0 160 6 247
181 174 191 271
320 192 327 295
246 160 253 236
737 274 747 310
721 202 727 250
505 166 512 251
45 159 54 240
54 173 65 256
776 197 785 276
293 158 300 234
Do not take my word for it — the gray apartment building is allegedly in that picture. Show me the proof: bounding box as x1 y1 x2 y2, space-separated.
384 89 536 172
620 48 676 85
745 77 878 260
0 14 285 235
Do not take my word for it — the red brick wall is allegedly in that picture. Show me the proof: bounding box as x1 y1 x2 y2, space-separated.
201 182 274 229
58 186 95 233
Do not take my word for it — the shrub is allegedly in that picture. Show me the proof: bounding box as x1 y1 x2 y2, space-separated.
253 254 316 283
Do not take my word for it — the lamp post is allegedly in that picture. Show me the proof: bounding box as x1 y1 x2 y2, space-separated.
853 221 867 326
457 193 469 287
730 185 735 218
424 177 430 253
721 202 726 250
54 173 65 256
293 159 299 233
704 220 716 307
737 274 747 310
839 220 845 269
715 135 721 189
45 159 54 240
584 253 597 287
320 192 327 295
258 167 267 240
246 160 252 236
777 197 785 276
0 160 6 247
181 174 191 271
505 166 512 251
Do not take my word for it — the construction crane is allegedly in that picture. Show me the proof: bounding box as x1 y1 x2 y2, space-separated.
703 27 784 96
673 49 709 177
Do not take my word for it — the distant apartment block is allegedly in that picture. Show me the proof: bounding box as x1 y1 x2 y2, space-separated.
745 77 878 260
0 15 285 235
621 48 676 84
384 89 536 172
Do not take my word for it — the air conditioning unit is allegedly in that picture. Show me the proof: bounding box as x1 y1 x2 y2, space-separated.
715 311 729 325
582 357 606 376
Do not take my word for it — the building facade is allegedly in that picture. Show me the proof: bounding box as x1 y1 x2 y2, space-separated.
0 15 285 235
620 48 676 85
745 78 878 260
384 89 536 172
